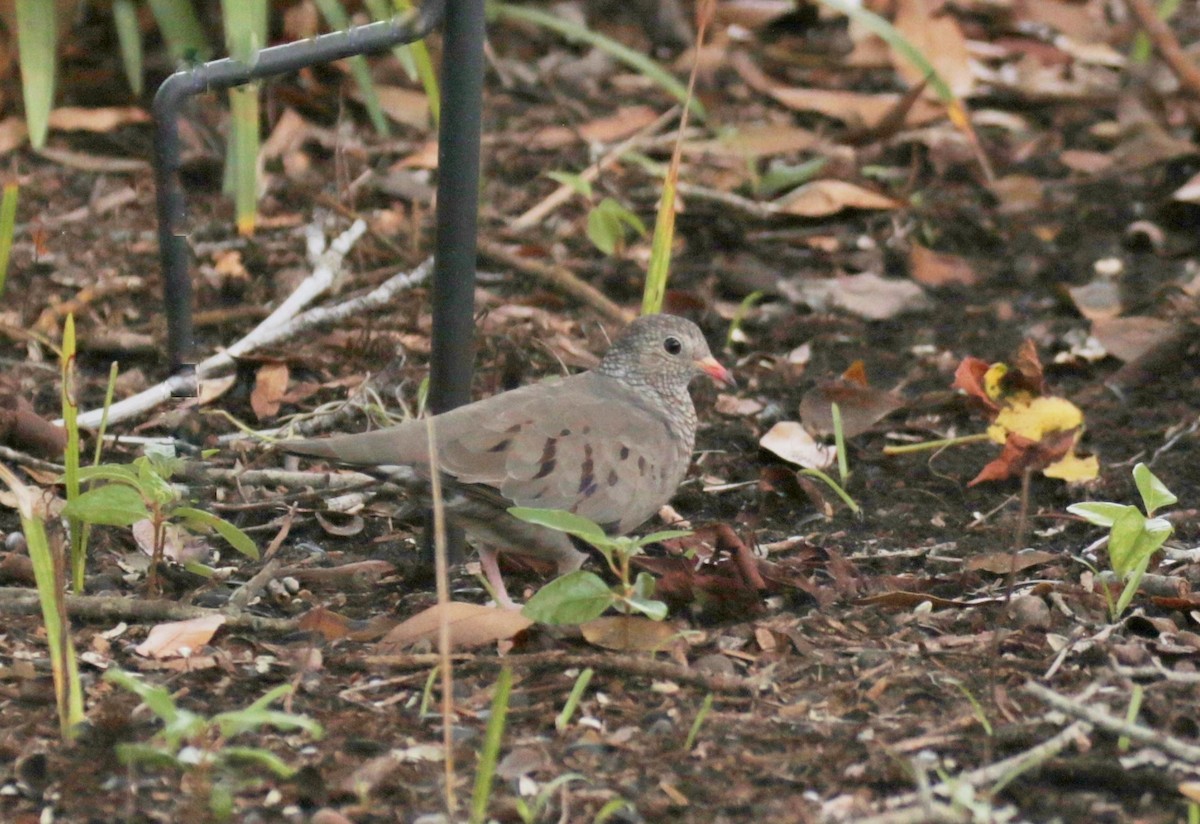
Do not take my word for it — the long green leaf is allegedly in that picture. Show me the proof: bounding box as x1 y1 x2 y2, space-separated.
491 3 704 120
367 0 440 126
0 183 18 298
62 484 152 527
15 0 56 149
175 506 259 558
147 0 212 64
521 570 613 625
470 666 512 824
314 0 391 135
0 464 84 738
222 0 267 234
113 0 144 96
507 506 608 545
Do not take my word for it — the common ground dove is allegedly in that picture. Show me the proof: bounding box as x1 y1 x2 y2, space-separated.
281 314 734 606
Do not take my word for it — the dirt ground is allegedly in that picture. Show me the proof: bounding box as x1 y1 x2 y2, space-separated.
1 1 1200 822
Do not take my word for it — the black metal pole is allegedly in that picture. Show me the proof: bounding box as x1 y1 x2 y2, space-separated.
427 0 486 564
152 0 447 372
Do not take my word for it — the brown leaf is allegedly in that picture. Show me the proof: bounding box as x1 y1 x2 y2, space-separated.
250 361 289 420
0 116 28 155
966 550 1058 574
892 0 973 97
0 395 66 458
775 180 899 217
134 615 226 659
968 429 1076 486
376 602 532 652
48 106 151 133
760 421 835 469
580 616 680 652
799 378 905 438
909 244 978 287
766 87 944 131
1090 316 1175 362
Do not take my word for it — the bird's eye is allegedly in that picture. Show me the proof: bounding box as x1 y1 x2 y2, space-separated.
663 336 683 355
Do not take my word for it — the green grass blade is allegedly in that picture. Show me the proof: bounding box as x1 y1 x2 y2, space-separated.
0 464 84 737
15 0 58 149
367 0 440 126
555 667 594 732
491 3 704 120
60 314 86 592
0 182 19 298
113 0 145 96
470 666 512 824
222 0 267 234
815 0 991 179
147 0 212 64
314 0 391 135
683 693 713 751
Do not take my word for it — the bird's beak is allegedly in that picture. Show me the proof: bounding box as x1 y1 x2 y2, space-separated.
695 356 736 389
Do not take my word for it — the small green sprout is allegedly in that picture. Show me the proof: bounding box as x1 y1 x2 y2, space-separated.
1068 462 1176 620
510 507 689 625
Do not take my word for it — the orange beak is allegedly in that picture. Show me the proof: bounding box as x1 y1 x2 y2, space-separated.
695 356 736 389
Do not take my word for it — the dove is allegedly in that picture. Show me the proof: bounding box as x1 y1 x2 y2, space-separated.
281 313 734 607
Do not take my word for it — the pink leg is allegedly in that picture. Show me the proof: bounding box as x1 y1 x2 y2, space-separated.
479 547 519 610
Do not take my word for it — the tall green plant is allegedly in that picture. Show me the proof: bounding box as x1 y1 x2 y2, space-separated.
15 0 57 148
222 0 267 236
314 0 390 135
0 463 84 738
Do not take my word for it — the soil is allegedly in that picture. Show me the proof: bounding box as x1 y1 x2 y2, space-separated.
1 3 1200 823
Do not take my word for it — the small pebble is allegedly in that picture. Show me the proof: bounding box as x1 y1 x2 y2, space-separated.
1006 594 1051 630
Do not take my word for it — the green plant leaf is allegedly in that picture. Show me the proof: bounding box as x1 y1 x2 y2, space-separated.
15 0 57 149
75 464 141 485
175 507 260 559
105 669 181 724
490 3 704 120
219 746 299 778
113 0 144 96
587 202 624 256
626 594 668 621
115 742 184 770
545 170 593 198
522 570 613 625
1107 507 1147 580
147 0 212 64
0 183 19 298
508 507 610 546
1067 501 1133 528
314 0 390 135
1133 462 1177 515
637 529 693 546
62 484 151 527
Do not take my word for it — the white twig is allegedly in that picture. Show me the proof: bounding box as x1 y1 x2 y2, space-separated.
68 220 398 430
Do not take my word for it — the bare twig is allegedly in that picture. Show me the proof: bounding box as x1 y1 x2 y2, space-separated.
0 586 297 632
476 238 633 324
1025 681 1200 763
70 220 379 430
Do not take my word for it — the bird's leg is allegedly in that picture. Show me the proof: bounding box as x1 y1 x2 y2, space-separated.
479 547 519 610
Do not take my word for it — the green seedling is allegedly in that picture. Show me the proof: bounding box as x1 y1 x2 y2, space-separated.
470 666 512 824
0 463 84 738
62 452 258 593
683 693 713 752
799 403 862 516
543 169 647 258
1068 462 1177 620
106 669 322 822
512 507 690 625
556 667 594 732
0 181 19 298
514 773 588 824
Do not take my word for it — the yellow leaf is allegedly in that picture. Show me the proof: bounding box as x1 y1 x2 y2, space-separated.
1044 451 1100 482
991 397 1084 442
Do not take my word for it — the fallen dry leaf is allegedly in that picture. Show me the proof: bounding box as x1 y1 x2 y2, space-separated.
376 602 532 652
965 550 1058 574
580 615 680 652
892 0 974 98
760 421 835 469
909 244 978 287
0 116 28 154
767 86 944 131
1090 316 1176 362
785 272 929 320
135 614 226 659
775 180 899 217
799 374 905 438
48 106 150 132
250 361 290 421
